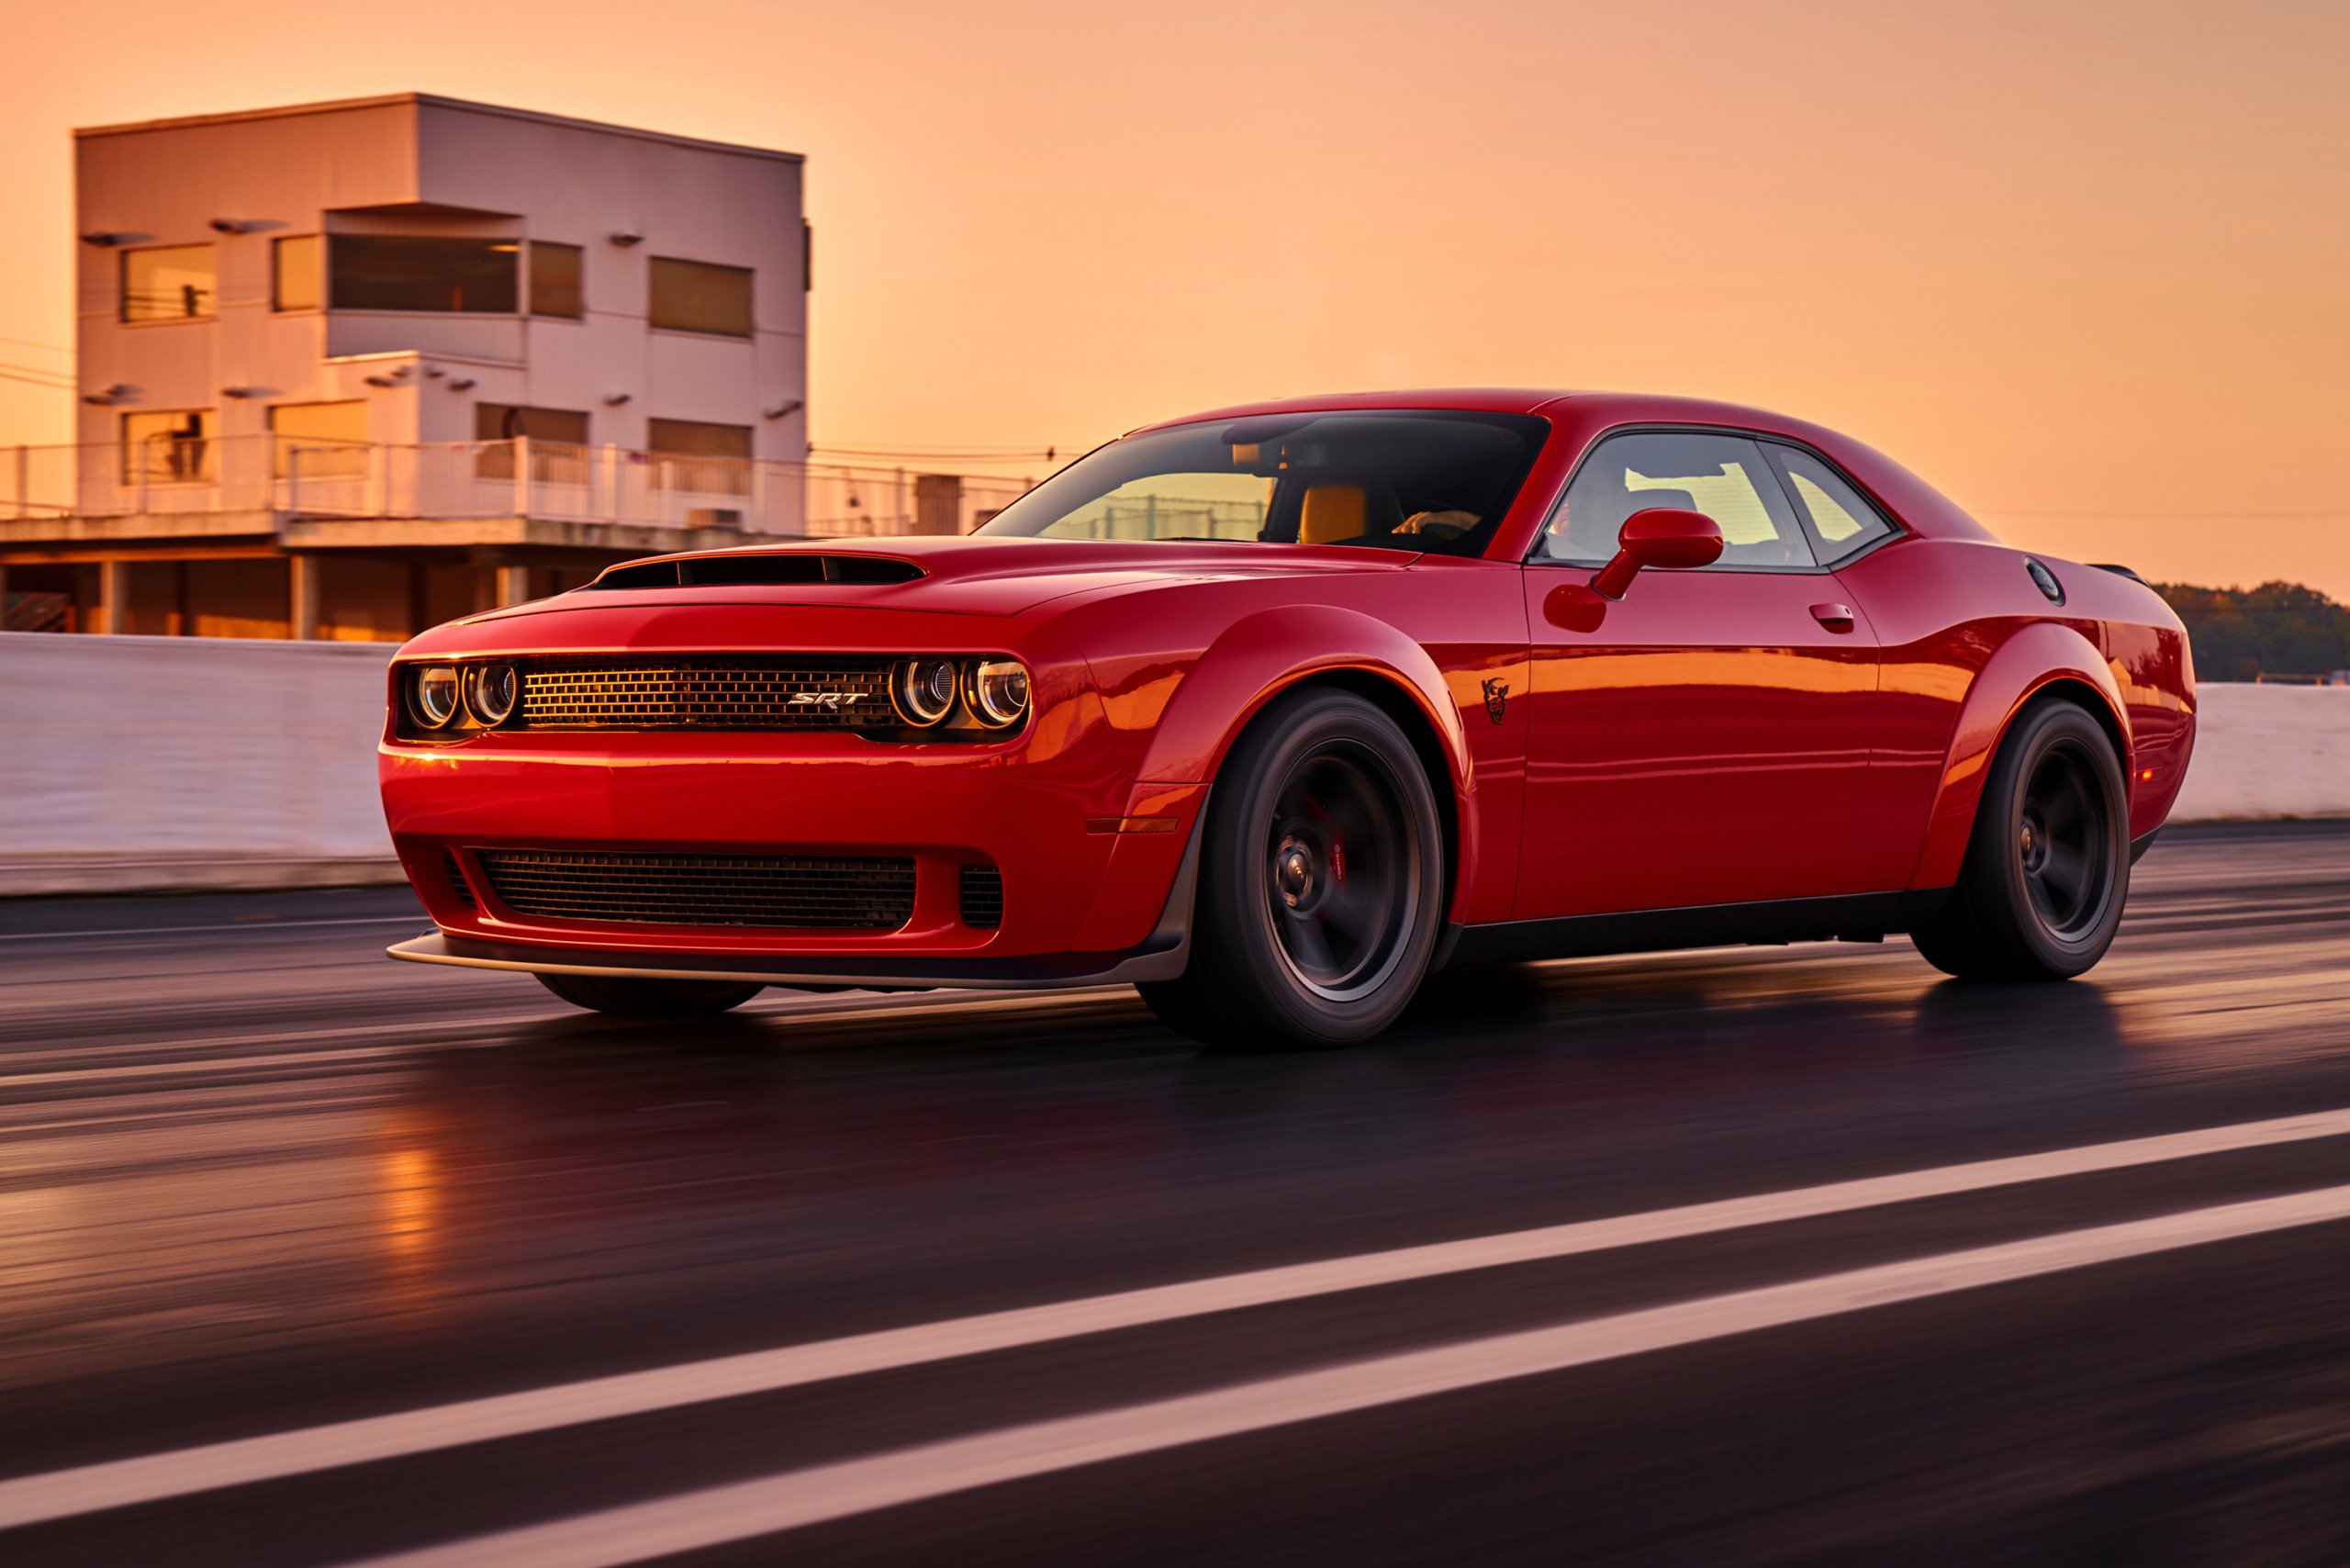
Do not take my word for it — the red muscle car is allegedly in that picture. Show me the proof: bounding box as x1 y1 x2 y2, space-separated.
381 391 2197 1047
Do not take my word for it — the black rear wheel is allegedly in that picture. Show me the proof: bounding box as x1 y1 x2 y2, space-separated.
1910 700 2129 980
536 972 766 1017
1139 689 1445 1048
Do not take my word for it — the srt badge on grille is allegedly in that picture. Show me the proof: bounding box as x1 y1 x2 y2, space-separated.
788 691 866 711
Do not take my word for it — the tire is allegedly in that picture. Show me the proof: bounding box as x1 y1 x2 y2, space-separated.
1138 689 1446 1048
535 972 766 1017
1909 700 2130 980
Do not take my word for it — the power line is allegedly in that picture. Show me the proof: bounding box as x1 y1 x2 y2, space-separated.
812 448 1064 463
0 333 71 356
816 446 1058 454
0 366 75 391
1983 508 2350 520
813 439 1063 451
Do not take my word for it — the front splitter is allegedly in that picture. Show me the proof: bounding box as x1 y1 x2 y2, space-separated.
387 930 1186 991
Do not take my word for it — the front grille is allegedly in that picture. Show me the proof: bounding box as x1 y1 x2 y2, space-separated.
442 849 476 909
959 864 1003 928
476 849 916 930
518 657 897 731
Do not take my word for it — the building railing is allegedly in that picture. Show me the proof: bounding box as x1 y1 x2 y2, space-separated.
0 436 1038 539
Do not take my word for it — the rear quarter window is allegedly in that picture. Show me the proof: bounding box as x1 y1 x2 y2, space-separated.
1763 444 1899 564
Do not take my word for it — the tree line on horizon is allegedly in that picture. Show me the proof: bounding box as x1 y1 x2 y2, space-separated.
2152 580 2350 683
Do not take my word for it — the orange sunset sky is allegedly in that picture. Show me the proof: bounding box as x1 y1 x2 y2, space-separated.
0 0 2343 592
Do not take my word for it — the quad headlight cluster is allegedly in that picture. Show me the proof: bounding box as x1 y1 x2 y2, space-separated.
890 656 1031 730
408 662 519 731
399 655 1031 738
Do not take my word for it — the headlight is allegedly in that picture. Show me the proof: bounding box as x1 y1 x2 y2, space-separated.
890 656 959 726
411 666 460 729
467 663 518 726
965 658 1030 728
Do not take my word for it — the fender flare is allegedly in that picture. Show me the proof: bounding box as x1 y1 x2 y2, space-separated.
1133 605 1481 911
1909 621 2132 890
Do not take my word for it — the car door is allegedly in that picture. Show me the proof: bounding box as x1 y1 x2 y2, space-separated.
1514 428 1884 920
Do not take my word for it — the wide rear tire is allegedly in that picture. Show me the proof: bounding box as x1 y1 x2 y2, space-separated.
1909 700 2130 980
535 972 766 1017
1139 689 1446 1049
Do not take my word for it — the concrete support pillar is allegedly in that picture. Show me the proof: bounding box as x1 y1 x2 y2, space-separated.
495 565 532 607
511 435 532 518
95 559 129 634
289 554 321 641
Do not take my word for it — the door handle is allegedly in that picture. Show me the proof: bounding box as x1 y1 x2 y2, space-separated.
1809 602 1856 633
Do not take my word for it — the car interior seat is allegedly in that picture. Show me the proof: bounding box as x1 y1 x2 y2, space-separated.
1299 484 1369 544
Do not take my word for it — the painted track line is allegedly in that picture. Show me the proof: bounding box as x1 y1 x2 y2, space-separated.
0 913 431 943
6 1106 2350 1530
0 984 1124 1085
348 1181 2350 1568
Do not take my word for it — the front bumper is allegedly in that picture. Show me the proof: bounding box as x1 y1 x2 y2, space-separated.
387 907 1192 991
380 730 1203 967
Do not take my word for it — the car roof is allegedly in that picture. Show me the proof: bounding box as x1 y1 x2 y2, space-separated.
1133 389 1833 440
1126 389 2000 547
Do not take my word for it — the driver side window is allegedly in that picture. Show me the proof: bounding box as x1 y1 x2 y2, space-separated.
1539 431 1817 570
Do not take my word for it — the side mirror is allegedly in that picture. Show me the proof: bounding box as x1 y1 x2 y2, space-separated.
1590 508 1724 599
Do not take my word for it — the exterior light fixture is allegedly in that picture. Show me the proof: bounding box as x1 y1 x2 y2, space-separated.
364 375 400 388
763 399 804 420
207 218 254 235
81 384 132 406
221 386 258 399
465 664 520 726
609 229 643 246
965 659 1032 728
603 392 632 406
80 231 121 247
410 666 462 729
447 377 476 392
890 658 959 727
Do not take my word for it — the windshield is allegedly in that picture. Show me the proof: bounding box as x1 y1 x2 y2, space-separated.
975 409 1550 556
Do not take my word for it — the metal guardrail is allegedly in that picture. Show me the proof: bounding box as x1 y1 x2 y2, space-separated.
0 437 1036 538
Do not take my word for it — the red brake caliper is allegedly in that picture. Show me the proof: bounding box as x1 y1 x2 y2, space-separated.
1301 788 1345 884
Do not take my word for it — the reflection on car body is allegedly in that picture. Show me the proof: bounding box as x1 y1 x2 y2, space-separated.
380 390 2196 1047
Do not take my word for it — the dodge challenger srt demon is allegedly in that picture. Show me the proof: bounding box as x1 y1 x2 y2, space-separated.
380 390 2197 1047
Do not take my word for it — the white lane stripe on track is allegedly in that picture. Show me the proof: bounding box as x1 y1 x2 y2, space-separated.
0 987 1122 1085
0 914 431 943
346 1181 2350 1568
4 1105 2350 1531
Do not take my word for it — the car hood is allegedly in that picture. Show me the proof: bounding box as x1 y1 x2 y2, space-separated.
461 534 1424 625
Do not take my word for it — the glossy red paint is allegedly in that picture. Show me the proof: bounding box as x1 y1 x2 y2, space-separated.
1591 507 1726 599
380 389 2194 988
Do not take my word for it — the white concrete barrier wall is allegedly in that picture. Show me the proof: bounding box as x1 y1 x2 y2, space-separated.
0 632 399 896
1 632 2344 897
2166 683 2350 824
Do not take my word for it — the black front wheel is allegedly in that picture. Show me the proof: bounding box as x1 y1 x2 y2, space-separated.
1139 689 1445 1048
1910 700 2130 980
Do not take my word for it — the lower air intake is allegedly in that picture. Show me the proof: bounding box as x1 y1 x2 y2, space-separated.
959 864 1003 929
476 849 916 931
442 849 477 910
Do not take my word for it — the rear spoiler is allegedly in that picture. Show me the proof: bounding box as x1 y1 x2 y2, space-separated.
2089 563 2146 585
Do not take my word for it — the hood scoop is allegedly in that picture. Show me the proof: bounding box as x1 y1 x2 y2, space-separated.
590 554 925 590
